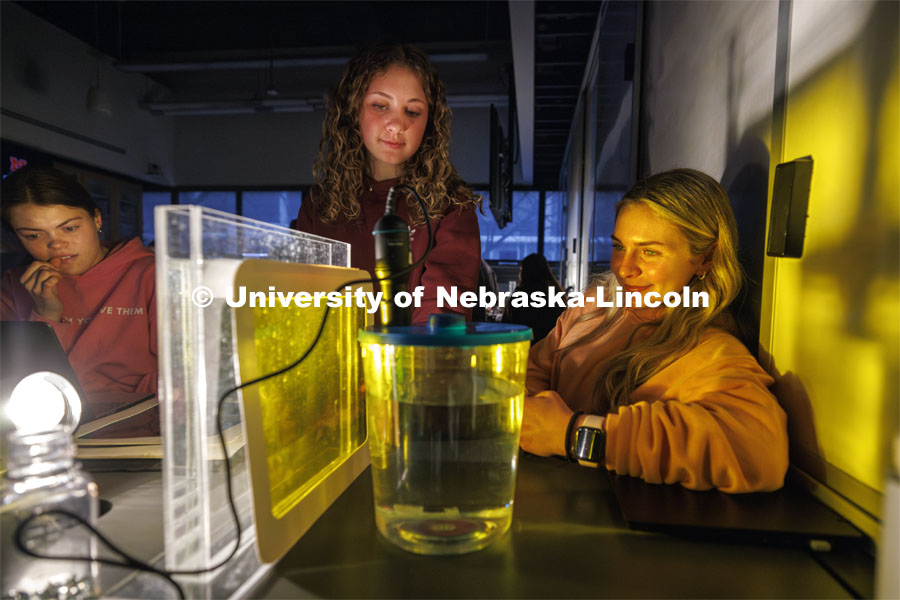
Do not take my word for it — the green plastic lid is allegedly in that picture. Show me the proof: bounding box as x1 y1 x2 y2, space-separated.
358 313 532 347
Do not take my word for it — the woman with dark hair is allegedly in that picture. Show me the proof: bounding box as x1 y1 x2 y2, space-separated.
1 166 157 431
294 42 481 324
503 253 566 342
521 169 788 493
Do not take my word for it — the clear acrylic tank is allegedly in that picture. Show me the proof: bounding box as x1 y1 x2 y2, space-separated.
154 206 357 598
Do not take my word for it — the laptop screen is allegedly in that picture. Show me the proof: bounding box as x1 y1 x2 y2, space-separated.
0 320 87 412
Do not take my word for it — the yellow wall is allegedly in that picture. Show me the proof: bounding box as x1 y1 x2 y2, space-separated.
762 2 898 523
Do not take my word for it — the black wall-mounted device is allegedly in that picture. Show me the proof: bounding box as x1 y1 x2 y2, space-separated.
766 156 813 258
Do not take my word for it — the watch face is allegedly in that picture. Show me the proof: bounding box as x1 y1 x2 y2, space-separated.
574 426 604 463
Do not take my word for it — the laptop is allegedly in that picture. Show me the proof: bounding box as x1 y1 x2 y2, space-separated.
608 470 866 550
0 320 88 412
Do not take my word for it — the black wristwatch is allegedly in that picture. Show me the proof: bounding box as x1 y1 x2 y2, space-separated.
573 415 606 467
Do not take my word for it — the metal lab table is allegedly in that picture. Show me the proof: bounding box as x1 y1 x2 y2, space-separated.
253 454 856 599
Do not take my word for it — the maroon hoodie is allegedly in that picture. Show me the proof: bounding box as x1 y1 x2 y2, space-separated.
2 237 157 429
295 178 480 324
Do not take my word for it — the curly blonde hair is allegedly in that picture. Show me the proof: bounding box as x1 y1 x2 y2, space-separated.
311 42 479 226
561 169 744 411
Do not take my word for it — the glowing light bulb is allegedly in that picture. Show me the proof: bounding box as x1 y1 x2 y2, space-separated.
6 372 82 434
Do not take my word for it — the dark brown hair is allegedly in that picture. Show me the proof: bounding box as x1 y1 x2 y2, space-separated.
1 167 97 223
518 253 563 293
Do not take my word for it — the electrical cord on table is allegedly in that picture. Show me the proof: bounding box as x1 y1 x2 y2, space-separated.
14 185 434 599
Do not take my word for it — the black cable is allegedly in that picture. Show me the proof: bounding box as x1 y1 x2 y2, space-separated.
188 185 432 585
511 101 520 166
497 62 519 166
14 509 186 599
13 185 434 599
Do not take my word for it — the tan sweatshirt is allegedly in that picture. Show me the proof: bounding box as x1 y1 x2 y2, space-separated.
527 305 789 493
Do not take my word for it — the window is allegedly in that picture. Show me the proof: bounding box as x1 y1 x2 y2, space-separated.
142 191 172 245
477 190 539 261
55 163 142 244
177 191 237 214
544 191 566 262
142 190 304 245
242 191 302 228
84 178 111 242
588 191 621 269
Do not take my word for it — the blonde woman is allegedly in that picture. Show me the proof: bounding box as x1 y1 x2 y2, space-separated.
295 42 480 324
520 169 788 493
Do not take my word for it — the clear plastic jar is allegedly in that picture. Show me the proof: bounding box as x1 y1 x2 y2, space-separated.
359 314 531 555
1 426 99 599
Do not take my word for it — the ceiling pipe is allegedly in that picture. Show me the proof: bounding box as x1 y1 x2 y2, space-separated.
140 94 508 116
117 52 489 73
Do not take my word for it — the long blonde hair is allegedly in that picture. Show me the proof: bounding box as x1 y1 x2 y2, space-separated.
311 42 478 226
562 169 743 411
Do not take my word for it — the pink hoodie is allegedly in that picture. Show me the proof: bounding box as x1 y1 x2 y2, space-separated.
2 237 157 425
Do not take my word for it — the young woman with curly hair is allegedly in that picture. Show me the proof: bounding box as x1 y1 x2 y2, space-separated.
520 169 789 493
295 42 481 324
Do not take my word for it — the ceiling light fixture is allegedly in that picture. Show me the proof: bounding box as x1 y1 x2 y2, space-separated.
86 75 113 116
265 59 278 97
86 4 112 116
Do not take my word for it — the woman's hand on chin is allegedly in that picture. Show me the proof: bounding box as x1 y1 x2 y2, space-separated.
520 391 573 457
19 259 64 322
